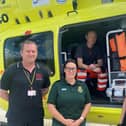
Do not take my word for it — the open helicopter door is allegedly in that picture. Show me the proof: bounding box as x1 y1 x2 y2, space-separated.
106 29 126 102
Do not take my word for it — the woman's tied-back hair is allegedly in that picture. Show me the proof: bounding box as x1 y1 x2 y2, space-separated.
64 59 77 69
63 59 77 79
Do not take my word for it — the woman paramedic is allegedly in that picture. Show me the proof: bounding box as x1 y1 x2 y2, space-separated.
47 59 91 126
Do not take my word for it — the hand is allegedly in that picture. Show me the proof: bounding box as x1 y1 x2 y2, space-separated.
89 64 96 70
93 67 101 73
69 119 82 126
64 119 74 126
89 64 101 73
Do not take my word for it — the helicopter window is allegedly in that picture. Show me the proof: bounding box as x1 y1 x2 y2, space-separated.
4 31 54 75
102 0 113 3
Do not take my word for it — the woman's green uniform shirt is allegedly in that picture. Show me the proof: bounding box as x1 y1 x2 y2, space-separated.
47 80 91 126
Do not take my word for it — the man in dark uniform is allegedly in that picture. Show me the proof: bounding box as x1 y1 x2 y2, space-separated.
76 30 103 73
0 40 50 126
75 30 107 92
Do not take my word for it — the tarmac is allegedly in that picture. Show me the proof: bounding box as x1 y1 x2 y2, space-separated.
0 108 116 126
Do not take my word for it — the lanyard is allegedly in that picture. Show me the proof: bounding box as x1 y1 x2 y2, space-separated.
23 69 36 89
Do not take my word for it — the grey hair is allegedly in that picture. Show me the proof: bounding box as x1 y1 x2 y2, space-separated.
20 40 38 51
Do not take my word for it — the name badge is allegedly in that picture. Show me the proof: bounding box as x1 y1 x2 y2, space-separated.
27 90 36 96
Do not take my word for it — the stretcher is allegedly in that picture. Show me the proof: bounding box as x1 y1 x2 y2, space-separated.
106 29 126 102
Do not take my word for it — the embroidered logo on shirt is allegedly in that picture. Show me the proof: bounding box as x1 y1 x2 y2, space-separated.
77 86 83 93
61 88 67 91
36 73 43 80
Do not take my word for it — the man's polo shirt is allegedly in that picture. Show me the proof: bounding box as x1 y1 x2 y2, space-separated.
1 62 50 121
75 44 102 65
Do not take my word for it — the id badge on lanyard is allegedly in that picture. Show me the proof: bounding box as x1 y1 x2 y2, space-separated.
27 89 36 96
23 69 37 97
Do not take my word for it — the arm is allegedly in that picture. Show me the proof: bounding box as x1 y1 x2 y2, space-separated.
80 103 91 120
92 45 103 68
77 57 102 71
76 46 89 70
119 98 126 124
48 103 74 126
70 103 91 126
77 58 89 69
42 66 50 96
0 89 9 101
88 59 103 73
89 59 103 68
41 88 49 96
96 59 103 67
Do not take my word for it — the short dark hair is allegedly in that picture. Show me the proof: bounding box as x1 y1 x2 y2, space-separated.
20 40 38 51
64 59 77 69
86 30 97 36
